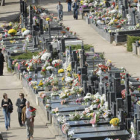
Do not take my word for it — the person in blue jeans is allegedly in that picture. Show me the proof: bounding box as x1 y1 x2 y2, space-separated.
1 93 13 131
73 0 79 20
67 0 72 12
57 1 63 21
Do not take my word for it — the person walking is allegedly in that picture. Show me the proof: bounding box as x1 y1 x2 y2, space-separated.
1 93 13 131
0 48 4 76
67 0 72 12
16 93 26 127
57 1 63 21
73 0 79 20
22 101 36 140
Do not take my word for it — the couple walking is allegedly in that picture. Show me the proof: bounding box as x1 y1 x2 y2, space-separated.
1 93 36 140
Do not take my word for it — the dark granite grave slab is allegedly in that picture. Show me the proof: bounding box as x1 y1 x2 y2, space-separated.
69 130 129 140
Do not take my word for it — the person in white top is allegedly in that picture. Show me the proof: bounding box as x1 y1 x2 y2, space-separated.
22 101 35 140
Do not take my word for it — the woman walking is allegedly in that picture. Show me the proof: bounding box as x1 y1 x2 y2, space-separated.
1 93 13 131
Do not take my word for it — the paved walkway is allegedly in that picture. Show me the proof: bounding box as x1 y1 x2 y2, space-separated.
0 64 56 140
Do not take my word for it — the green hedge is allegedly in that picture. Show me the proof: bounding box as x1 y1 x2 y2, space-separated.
66 44 93 51
11 51 39 60
127 35 140 52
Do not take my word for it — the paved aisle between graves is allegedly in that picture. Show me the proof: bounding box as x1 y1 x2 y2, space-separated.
0 64 56 140
40 0 140 77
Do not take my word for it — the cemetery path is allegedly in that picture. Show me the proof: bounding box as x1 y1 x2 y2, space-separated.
0 64 56 140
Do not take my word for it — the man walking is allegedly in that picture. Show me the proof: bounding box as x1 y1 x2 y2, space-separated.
67 0 72 12
57 1 63 21
0 48 4 76
16 93 26 127
73 0 79 20
22 101 36 140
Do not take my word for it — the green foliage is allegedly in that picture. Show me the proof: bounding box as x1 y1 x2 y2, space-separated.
11 51 39 60
127 35 140 52
66 44 93 51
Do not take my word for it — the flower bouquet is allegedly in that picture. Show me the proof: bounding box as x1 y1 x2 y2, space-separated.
62 123 69 134
52 86 59 92
46 66 54 74
84 93 92 105
8 29 17 36
52 107 59 114
58 69 64 74
69 112 81 121
41 67 46 76
90 113 99 127
52 59 63 69
29 107 36 117
57 116 66 124
38 80 44 87
110 118 119 127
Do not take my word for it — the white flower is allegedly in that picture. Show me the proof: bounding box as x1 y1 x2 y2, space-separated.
41 53 51 61
46 66 54 71
22 30 30 37
68 129 74 136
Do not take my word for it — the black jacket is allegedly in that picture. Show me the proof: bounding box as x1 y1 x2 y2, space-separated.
0 52 4 64
16 98 26 113
1 98 13 113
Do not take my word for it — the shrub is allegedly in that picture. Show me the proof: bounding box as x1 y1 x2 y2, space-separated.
66 44 93 51
11 51 39 60
127 35 140 52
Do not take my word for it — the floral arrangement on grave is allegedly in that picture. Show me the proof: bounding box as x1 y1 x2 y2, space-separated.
21 28 26 33
57 115 66 124
52 107 59 114
46 17 51 21
121 89 126 99
97 64 108 73
12 59 17 66
61 31 66 35
61 99 68 105
52 59 63 69
67 64 72 72
29 81 37 87
51 92 59 97
46 66 54 74
46 103 50 109
27 64 34 71
102 110 111 120
52 86 59 92
21 60 26 66
58 69 64 73
59 90 69 99
110 118 119 127
65 77 74 86
41 67 46 76
84 93 92 104
106 59 112 67
62 123 70 134
8 29 17 36
24 74 32 82
76 98 83 104
90 112 100 127
69 112 81 121
66 27 70 31
38 80 44 87
73 86 83 95
43 77 53 87
39 92 46 99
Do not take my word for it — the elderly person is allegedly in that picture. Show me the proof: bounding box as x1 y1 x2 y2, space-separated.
22 101 36 140
57 1 63 21
1 93 13 131
0 48 4 76
16 93 26 127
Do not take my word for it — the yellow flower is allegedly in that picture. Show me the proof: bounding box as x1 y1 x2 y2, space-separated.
38 80 43 86
8 29 17 35
58 69 64 73
21 28 26 32
9 22 13 26
110 118 119 126
46 18 50 21
62 77 65 81
114 19 118 22
15 62 18 67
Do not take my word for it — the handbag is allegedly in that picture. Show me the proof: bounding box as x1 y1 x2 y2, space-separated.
8 103 13 113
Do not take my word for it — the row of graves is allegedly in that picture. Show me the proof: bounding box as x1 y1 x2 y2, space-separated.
1 1 140 140
79 0 140 44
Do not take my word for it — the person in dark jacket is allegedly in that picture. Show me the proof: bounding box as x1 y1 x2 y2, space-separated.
67 0 72 12
73 0 79 20
1 93 13 131
16 93 26 127
0 48 4 76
